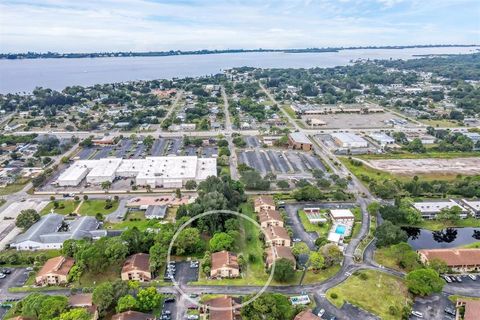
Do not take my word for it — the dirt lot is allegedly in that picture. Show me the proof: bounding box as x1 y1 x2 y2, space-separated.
366 157 480 175
302 112 414 129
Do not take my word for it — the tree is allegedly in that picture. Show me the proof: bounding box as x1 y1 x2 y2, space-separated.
93 282 115 315
272 258 295 282
309 251 325 272
427 258 449 274
320 243 343 267
375 221 408 247
136 287 162 312
292 185 324 201
406 268 445 296
101 181 112 190
240 293 297 320
58 308 91 320
209 232 235 252
83 194 89 201
437 206 462 221
276 180 289 189
16 209 40 229
406 138 426 153
116 294 138 313
175 188 182 198
367 202 380 216
20 293 68 320
291 242 310 257
185 180 197 190
175 227 203 255
240 170 270 190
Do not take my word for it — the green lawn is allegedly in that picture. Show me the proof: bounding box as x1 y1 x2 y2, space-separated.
78 199 119 216
326 270 412 320
104 210 162 231
75 263 122 287
40 199 119 216
419 119 462 128
374 245 421 272
461 242 480 249
298 210 330 236
417 217 480 231
0 178 29 196
40 200 80 215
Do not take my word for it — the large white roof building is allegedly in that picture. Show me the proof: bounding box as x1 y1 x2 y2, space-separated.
57 156 217 188
331 133 368 148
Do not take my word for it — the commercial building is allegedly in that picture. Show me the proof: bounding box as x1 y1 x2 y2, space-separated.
331 133 368 148
463 132 480 144
265 246 296 270
405 132 436 145
368 132 395 147
35 256 74 286
418 248 480 272
288 132 313 151
11 214 106 251
412 200 470 220
121 253 151 282
56 156 217 188
211 251 240 278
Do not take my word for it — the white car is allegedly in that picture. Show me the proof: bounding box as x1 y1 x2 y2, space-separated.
468 274 477 281
0 273 6 279
411 311 423 318
292 238 302 242
318 309 325 317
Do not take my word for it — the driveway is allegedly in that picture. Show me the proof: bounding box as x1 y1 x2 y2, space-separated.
105 199 128 222
0 268 30 300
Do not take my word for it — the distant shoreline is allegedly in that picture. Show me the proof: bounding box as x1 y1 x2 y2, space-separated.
1 44 478 60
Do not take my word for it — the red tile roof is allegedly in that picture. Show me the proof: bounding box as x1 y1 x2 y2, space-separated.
418 249 480 267
37 256 74 277
254 196 275 208
205 296 235 320
294 310 321 320
122 253 150 273
258 210 282 224
265 246 295 267
211 251 239 272
111 311 153 320
458 299 480 320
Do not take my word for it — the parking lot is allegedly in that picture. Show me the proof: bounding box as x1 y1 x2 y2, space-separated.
0 268 30 299
245 136 260 148
238 149 326 176
410 293 455 320
164 261 199 285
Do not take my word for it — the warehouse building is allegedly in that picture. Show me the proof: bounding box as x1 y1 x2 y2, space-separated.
288 132 313 151
56 156 217 188
331 133 368 148
368 132 395 147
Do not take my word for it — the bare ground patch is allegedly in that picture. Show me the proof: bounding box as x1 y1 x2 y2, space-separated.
366 157 480 175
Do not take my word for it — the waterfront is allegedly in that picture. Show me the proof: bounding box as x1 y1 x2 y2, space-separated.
0 46 478 93
406 227 480 250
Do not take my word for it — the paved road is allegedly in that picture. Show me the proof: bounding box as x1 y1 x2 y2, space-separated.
221 86 239 181
160 90 184 127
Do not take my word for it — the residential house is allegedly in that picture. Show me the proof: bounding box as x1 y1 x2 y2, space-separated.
68 293 98 319
258 209 284 228
121 253 152 282
418 248 480 272
111 311 154 320
265 246 296 270
456 299 480 320
253 196 275 213
35 256 74 286
294 310 322 320
204 296 240 320
211 251 240 278
265 226 291 247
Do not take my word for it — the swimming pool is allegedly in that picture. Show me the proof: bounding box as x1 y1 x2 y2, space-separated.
335 225 347 235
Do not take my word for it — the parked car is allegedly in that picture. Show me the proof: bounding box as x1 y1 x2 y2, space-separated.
468 274 477 281
444 276 452 283
455 276 462 282
444 307 456 316
411 311 423 318
164 297 175 303
318 309 325 317
292 238 302 242
0 273 6 279
2 269 11 274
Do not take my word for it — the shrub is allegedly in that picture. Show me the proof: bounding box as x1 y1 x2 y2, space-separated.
330 293 338 299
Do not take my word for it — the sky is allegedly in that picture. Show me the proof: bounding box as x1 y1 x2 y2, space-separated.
0 0 479 53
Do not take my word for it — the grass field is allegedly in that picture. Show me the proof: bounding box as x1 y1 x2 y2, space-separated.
104 210 162 231
78 199 119 216
40 199 119 216
40 200 79 215
417 217 480 231
374 245 421 272
0 178 29 196
419 119 462 128
461 242 480 249
75 263 122 287
326 270 412 320
298 210 330 236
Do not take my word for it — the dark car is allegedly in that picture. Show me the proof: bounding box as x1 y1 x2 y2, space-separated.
164 297 175 303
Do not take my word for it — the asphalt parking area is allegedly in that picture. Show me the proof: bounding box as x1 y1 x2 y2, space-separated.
165 261 199 285
0 268 30 297
410 293 455 320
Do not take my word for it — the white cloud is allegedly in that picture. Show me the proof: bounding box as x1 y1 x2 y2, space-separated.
0 0 477 52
